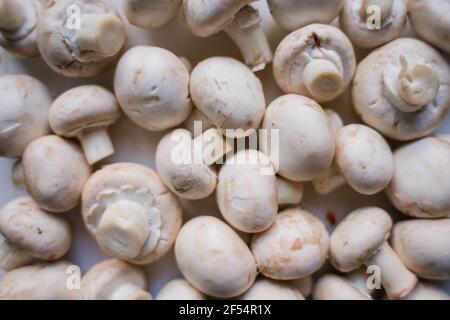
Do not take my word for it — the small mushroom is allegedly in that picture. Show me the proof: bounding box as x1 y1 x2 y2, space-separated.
183 107 214 137
392 218 450 280
175 216 257 298
183 1 272 71
276 176 303 206
124 0 181 29
386 137 450 218
352 38 450 141
190 57 265 138
193 127 233 165
0 197 71 271
240 278 305 300
273 24 356 103
82 259 152 300
403 283 449 300
156 278 205 300
0 0 43 58
251 208 329 280
11 160 25 188
217 149 277 233
0 74 52 158
330 207 417 299
268 0 345 31
408 0 450 54
49 85 121 165
82 163 182 265
340 0 407 49
313 274 372 300
23 135 91 213
37 0 126 78
114 46 192 131
260 94 335 182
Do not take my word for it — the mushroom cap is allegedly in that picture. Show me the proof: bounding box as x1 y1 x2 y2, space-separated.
268 0 344 31
190 57 265 138
82 259 151 300
273 24 356 103
335 124 394 195
124 0 182 29
408 0 450 54
0 74 52 158
156 278 205 300
313 274 372 300
50 85 121 137
386 137 450 218
251 208 329 280
0 261 82 299
217 149 277 233
183 0 252 37
23 135 91 213
175 216 257 298
330 207 392 272
240 278 305 300
352 38 450 141
261 94 335 182
82 162 182 265
392 219 450 280
403 283 449 300
0 197 71 261
114 46 192 131
340 0 407 49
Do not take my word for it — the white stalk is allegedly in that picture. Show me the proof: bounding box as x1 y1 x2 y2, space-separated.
361 0 393 21
78 127 114 165
276 177 303 205
303 59 344 101
11 159 25 188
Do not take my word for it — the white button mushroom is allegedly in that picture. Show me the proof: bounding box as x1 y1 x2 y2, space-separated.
82 163 182 265
313 274 372 300
216 149 277 233
251 208 329 280
82 259 152 300
175 216 257 298
276 176 303 206
0 74 52 158
268 0 345 32
156 278 205 300
330 207 417 299
0 0 43 58
386 137 450 218
183 1 272 71
240 278 305 300
124 0 181 29
23 135 91 213
114 46 192 131
260 94 335 182
392 219 450 280
273 24 356 103
352 38 450 141
0 197 71 271
340 0 407 49
183 107 214 137
37 0 126 78
403 283 449 300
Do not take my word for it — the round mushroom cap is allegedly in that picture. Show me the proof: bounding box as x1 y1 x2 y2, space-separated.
268 0 344 31
114 46 192 131
50 85 121 137
313 274 372 300
352 38 450 141
23 135 91 213
261 94 335 182
386 137 450 218
82 259 152 300
82 163 182 265
240 278 305 300
403 283 449 300
273 24 356 103
330 207 392 272
0 197 71 261
251 208 329 280
156 278 205 300
392 219 450 280
0 74 52 158
335 124 394 195
124 0 182 29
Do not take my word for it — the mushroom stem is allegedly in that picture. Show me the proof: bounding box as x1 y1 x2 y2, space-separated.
0 0 25 31
0 233 33 271
361 0 393 20
224 6 272 72
76 13 126 57
96 200 149 260
110 283 152 300
78 127 114 165
365 242 417 299
312 163 346 194
11 160 25 188
303 59 344 101
276 177 303 205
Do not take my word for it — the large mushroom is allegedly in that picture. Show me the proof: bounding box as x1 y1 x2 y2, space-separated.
124 0 181 29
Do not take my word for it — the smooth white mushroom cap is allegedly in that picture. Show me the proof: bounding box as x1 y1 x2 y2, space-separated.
23 135 91 213
115 46 192 131
190 57 265 138
313 274 372 300
124 0 181 29
175 216 257 298
156 278 205 300
240 278 305 300
0 74 52 158
251 208 329 280
261 94 335 182
403 283 449 300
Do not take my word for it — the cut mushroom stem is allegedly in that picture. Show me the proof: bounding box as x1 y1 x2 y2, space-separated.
110 283 152 300
224 6 272 72
303 59 344 102
0 0 25 31
11 160 25 188
361 0 393 20
77 127 114 165
0 234 33 271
